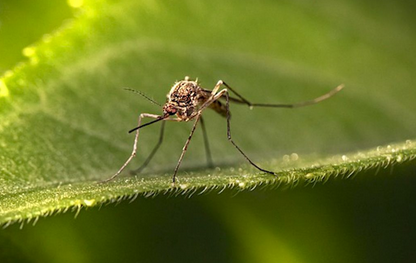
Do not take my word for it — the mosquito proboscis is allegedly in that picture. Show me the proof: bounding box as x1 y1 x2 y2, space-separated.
104 77 344 184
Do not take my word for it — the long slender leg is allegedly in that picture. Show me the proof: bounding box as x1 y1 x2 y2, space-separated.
172 115 201 183
130 121 166 174
200 87 277 176
102 113 162 183
200 116 214 168
222 89 277 175
220 82 344 108
210 80 224 95
198 80 343 177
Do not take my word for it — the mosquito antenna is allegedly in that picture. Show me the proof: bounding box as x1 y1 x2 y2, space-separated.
128 116 166 133
124 88 162 106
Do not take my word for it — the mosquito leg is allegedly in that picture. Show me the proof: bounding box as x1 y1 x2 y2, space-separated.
222 90 277 175
200 116 214 168
172 115 201 183
221 81 251 106
210 80 225 95
130 121 166 174
221 81 344 108
102 113 162 183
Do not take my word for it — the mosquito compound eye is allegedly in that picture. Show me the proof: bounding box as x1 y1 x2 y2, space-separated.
169 108 177 115
164 106 177 115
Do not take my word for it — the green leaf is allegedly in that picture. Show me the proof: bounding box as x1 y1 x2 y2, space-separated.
1 0 416 227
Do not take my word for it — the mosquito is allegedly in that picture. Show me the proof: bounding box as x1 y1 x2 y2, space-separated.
104 76 344 183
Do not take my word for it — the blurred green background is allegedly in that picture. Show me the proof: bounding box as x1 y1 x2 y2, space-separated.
0 1 72 73
1 0 416 262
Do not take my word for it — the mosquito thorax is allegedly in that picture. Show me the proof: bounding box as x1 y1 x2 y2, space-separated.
165 78 210 121
168 80 200 106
